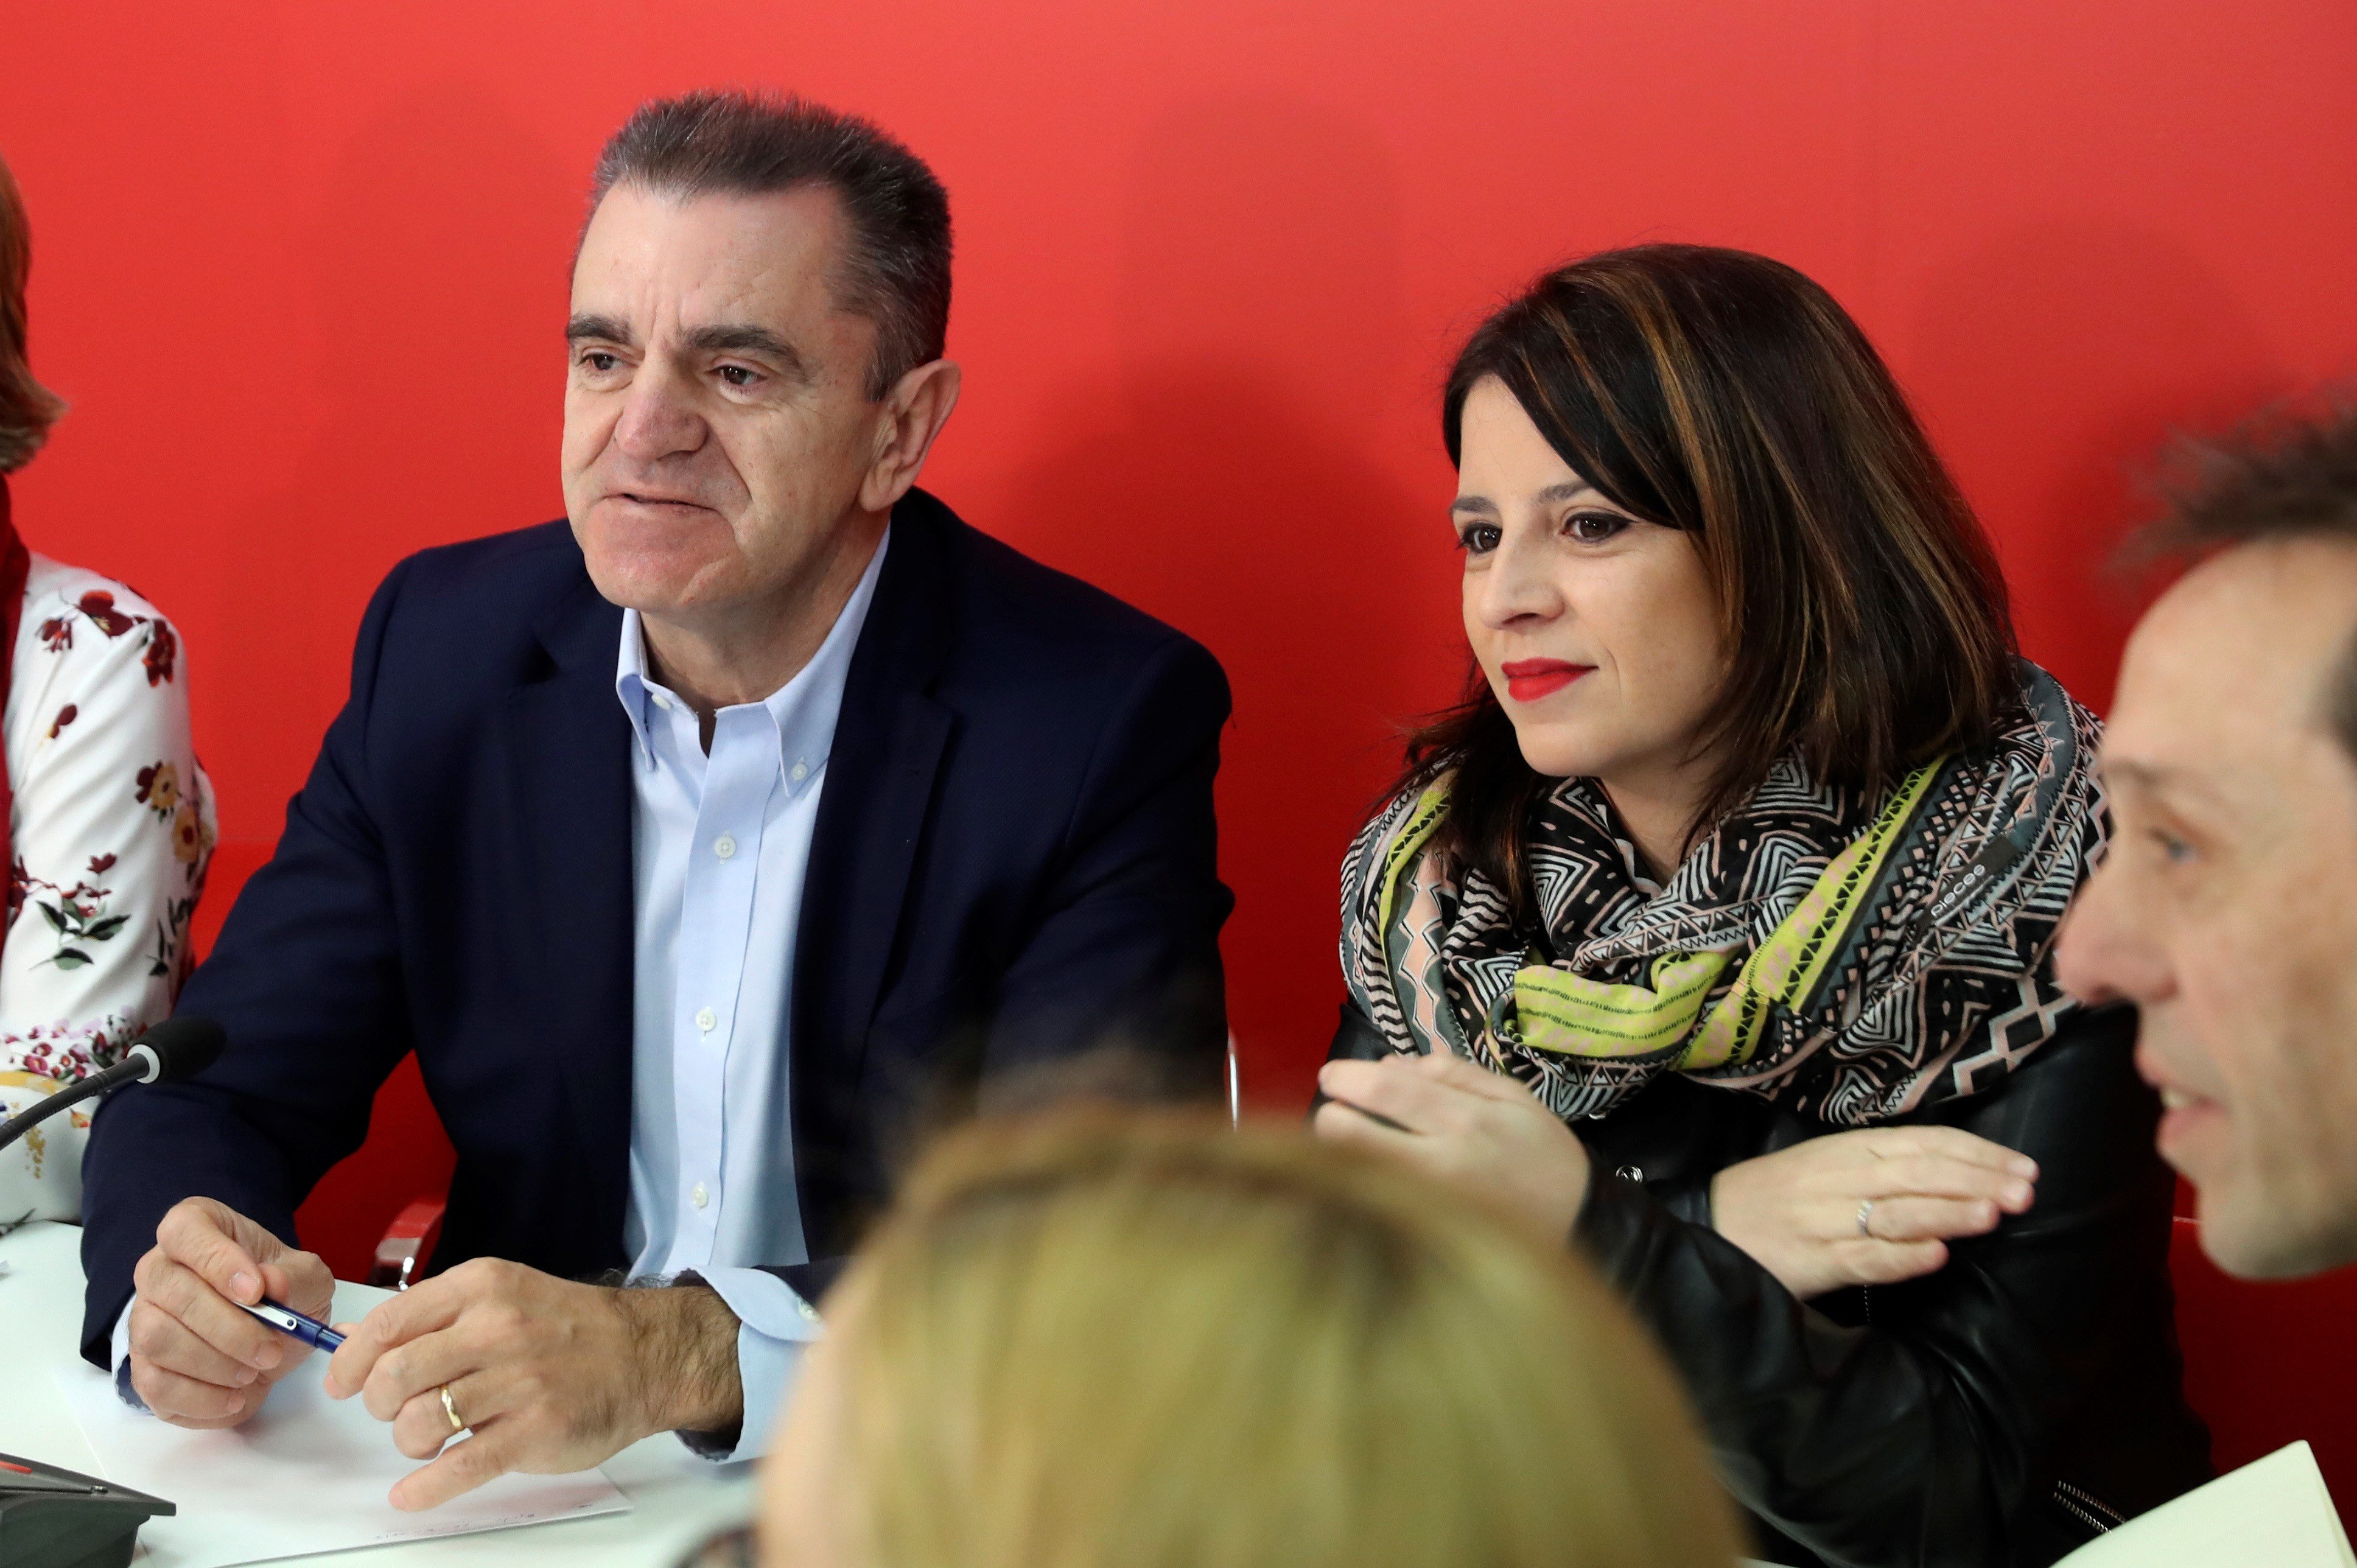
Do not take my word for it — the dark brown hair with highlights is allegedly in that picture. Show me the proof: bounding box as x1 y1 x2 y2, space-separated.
0 153 68 474
1406 245 2017 915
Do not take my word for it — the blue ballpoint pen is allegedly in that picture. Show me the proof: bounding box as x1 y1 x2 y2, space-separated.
238 1297 347 1353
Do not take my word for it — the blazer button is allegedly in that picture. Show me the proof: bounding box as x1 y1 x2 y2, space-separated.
1614 1164 1644 1183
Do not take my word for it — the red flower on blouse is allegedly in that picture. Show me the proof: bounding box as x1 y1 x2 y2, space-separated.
135 762 180 813
37 617 70 653
142 621 177 686
77 592 141 638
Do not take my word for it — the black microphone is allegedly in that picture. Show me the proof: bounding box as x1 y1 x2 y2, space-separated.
0 1016 225 1155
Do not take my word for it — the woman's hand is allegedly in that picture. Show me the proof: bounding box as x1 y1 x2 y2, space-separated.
1314 1052 1591 1239
1709 1127 2039 1300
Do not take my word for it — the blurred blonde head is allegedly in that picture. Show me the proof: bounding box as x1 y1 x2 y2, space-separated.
761 1110 1741 1568
0 152 66 474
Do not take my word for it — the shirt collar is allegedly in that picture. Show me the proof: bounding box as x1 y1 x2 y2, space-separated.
614 525 891 785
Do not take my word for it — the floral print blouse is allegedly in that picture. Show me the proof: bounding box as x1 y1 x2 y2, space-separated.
0 556 214 1222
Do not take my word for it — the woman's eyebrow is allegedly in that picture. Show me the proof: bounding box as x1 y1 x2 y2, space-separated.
1452 482 1605 516
1536 480 1605 505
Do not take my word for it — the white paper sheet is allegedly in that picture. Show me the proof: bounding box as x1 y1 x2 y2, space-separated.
52 1353 630 1568
2058 1440 2355 1568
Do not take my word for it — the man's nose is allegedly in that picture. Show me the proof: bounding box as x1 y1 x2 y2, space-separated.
612 363 706 464
2053 864 2174 1007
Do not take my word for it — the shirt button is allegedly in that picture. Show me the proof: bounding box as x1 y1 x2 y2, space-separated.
1614 1164 1644 1183
713 835 737 860
695 1007 717 1033
690 1182 709 1210
790 761 809 783
795 1297 819 1321
650 692 673 712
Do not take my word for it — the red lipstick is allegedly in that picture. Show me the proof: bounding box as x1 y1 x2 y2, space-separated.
1501 658 1591 703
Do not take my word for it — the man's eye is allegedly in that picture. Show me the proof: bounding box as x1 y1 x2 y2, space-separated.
1457 525 1502 556
580 351 620 374
719 365 757 388
1565 511 1628 544
2151 828 2197 865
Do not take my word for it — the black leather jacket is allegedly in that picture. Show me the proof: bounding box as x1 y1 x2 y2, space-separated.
1327 1002 2210 1568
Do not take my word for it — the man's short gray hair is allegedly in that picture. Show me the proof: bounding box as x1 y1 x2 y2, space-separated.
590 91 951 401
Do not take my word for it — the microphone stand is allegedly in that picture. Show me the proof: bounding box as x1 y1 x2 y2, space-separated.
0 1054 148 1154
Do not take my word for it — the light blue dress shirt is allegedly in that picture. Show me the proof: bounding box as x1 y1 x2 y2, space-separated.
615 528 889 1462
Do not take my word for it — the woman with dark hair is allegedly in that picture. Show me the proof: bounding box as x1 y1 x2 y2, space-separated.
1316 245 2208 1567
0 152 213 1223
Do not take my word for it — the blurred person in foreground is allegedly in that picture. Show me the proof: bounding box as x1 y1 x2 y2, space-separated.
756 1108 1744 1568
1315 245 2208 1566
2056 403 2357 1281
77 90 1230 1505
0 150 214 1224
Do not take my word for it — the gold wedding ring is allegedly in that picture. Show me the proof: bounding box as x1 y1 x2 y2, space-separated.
440 1383 467 1433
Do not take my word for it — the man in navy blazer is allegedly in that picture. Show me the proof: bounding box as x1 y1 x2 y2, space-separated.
79 91 1230 1505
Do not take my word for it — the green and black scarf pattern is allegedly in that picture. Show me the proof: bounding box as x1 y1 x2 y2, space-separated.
1338 665 2106 1126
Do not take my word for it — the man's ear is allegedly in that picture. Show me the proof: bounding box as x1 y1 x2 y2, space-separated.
859 359 962 514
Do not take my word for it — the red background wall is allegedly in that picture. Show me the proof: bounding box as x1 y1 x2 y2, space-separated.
6 0 2357 1475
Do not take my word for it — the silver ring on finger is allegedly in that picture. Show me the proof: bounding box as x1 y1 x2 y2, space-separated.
1856 1199 1875 1239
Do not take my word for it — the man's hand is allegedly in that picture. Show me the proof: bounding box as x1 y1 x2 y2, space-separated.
126 1197 335 1429
1709 1126 2038 1300
324 1257 744 1511
1314 1051 1592 1239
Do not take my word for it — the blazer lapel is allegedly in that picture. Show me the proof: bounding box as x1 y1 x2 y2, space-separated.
502 572 635 1259
796 493 956 1095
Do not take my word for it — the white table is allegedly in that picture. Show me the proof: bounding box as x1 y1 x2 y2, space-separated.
0 1220 754 1564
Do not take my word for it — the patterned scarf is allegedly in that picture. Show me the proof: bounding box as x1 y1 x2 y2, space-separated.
1339 664 2105 1126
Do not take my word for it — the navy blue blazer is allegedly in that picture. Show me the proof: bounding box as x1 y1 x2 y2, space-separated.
80 489 1233 1363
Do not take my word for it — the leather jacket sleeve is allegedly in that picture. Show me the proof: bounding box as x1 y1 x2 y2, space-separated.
1322 1002 2204 1568
1572 1004 2195 1567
